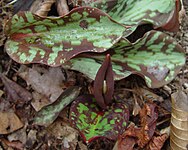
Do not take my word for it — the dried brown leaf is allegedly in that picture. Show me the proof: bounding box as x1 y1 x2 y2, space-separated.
138 103 158 147
0 74 32 105
18 65 65 111
1 138 24 150
113 124 138 150
56 0 69 16
0 112 23 134
146 133 168 150
29 0 56 16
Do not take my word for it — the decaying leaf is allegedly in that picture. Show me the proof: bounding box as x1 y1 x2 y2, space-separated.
29 0 56 16
0 74 32 105
170 90 188 150
13 0 35 14
70 95 129 143
33 86 81 126
146 133 168 150
47 119 79 150
0 111 23 134
138 102 158 147
94 54 114 109
1 138 24 150
18 65 65 111
5 7 125 66
112 124 137 150
113 102 158 149
56 0 69 16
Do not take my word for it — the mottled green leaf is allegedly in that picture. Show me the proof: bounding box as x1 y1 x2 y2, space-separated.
5 7 126 66
33 86 81 126
64 30 185 88
75 0 179 32
70 95 129 143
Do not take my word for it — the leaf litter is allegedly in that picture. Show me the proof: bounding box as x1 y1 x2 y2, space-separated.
0 0 187 149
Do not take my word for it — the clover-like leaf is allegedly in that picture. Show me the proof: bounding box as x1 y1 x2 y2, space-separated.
75 0 179 32
64 30 185 88
33 86 81 126
70 95 129 143
5 7 126 66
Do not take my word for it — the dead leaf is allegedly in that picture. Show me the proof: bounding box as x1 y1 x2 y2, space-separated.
47 119 78 150
1 138 24 150
18 65 65 111
8 125 27 145
29 0 56 16
146 133 168 150
0 74 32 106
56 0 69 16
113 124 137 150
138 103 158 148
13 0 35 14
114 102 158 149
0 111 23 134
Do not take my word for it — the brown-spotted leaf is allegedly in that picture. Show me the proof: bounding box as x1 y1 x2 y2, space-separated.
64 30 186 88
72 0 179 32
94 54 114 109
5 7 126 66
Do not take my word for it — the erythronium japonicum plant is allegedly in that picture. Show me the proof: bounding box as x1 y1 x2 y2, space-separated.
4 0 186 143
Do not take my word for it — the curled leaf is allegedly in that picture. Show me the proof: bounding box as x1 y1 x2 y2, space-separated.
29 0 56 16
70 95 129 143
94 54 114 109
65 30 185 88
33 86 81 126
75 0 179 32
170 91 188 150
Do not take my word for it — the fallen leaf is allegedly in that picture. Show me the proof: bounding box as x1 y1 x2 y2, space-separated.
113 102 158 149
113 124 137 150
33 86 81 126
138 103 158 148
18 65 65 111
47 119 78 150
0 111 23 134
13 0 35 14
146 133 168 150
0 74 32 105
70 95 129 143
8 126 27 145
56 0 69 16
1 138 24 150
29 0 56 16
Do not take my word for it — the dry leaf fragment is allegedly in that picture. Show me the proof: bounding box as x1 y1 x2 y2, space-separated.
113 124 137 150
146 133 168 150
138 103 158 148
0 112 23 134
18 66 65 111
0 74 32 105
29 0 56 16
1 138 24 150
56 0 69 16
